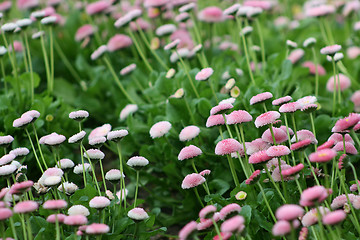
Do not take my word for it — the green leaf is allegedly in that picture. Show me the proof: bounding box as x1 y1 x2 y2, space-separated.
209 179 230 196
240 205 252 224
253 209 273 232
279 59 292 81
70 185 97 206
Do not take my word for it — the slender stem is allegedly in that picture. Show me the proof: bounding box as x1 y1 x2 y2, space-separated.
238 18 255 85
134 170 139 208
311 47 319 97
23 33 34 103
257 182 276 222
183 96 197 125
117 143 127 209
176 50 200 98
211 218 223 240
39 23 51 95
99 158 107 192
83 147 102 195
49 26 54 94
331 59 337 116
237 125 250 177
193 188 204 207
80 141 87 187
255 18 266 73
0 59 7 94
349 162 360 194
310 112 317 150
103 56 136 104
264 166 286 203
32 123 47 169
135 23 168 70
304 153 321 185
351 130 360 148
54 39 82 85
290 113 298 141
226 154 240 187
9 217 18 240
55 215 60 240
25 128 44 173
20 215 28 240
284 114 296 164
208 77 219 103
127 28 153 72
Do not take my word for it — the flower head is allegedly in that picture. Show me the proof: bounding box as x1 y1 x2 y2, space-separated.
179 126 200 141
178 145 202 160
181 173 206 189
215 139 241 155
195 68 214 81
254 111 280 128
149 121 172 138
128 207 149 221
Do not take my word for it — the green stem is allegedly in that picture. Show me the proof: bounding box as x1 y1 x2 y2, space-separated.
80 141 87 187
310 112 317 150
20 215 28 240
193 187 204 207
311 47 319 97
176 50 200 98
135 23 168 70
238 19 255 85
284 114 296 164
349 162 360 194
38 23 51 95
290 113 298 141
304 153 321 186
0 59 7 94
331 59 337 116
226 154 240 187
255 18 266 74
25 128 44 173
49 26 54 94
9 217 18 240
211 218 223 240
32 123 47 169
103 56 136 104
23 33 34 104
127 28 153 72
99 158 107 192
257 182 276 222
264 166 286 203
117 143 127 209
134 170 139 208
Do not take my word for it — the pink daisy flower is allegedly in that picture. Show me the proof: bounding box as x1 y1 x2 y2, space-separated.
302 61 326 75
279 102 300 113
64 215 88 226
350 180 360 192
281 163 304 177
215 139 241 155
107 34 132 52
179 221 197 240
86 0 110 15
198 7 224 23
197 213 221 230
14 200 38 213
254 111 280 128
327 74 351 92
178 145 202 160
328 133 354 145
200 169 211 177
9 180 33 194
149 121 172 138
272 96 292 106
0 208 12 220
261 127 288 144
287 49 304 64
195 68 214 81
272 164 294 182
246 138 271 155
226 110 253 125
245 169 261 184
46 213 66 223
331 194 356 209
351 90 360 111
75 25 96 42
309 149 337 163
179 126 200 141
272 220 291 236
296 96 317 109
322 210 346 225
220 215 245 233
199 205 217 219
299 227 308 240
266 145 290 157
219 203 242 220
302 207 330 226
213 232 232 240
333 142 358 155
290 139 312 151
276 204 304 221
291 130 318 144
86 223 110 235
181 173 206 189
318 140 335 150
210 103 233 115
332 113 360 132
320 44 342 55
206 114 225 127
248 150 272 164
43 200 67 210
300 186 330 206
250 92 273 105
